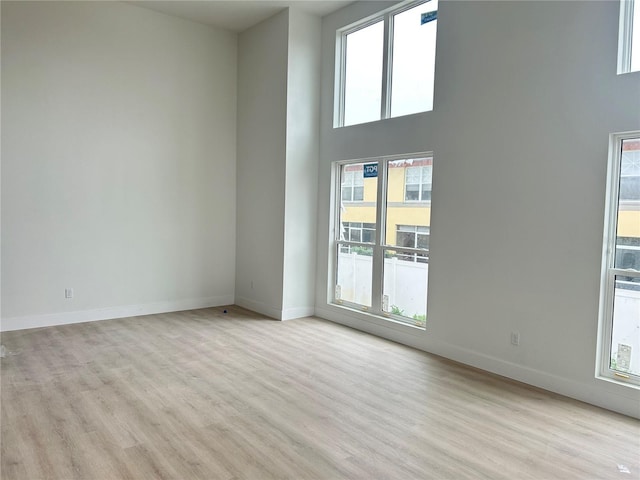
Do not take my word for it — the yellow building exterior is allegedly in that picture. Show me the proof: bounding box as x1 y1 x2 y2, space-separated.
340 160 432 249
618 139 640 239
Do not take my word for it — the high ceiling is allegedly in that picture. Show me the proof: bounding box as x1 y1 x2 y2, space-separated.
128 1 353 32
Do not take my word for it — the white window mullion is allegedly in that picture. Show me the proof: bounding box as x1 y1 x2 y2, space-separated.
381 13 392 119
618 0 635 74
371 159 386 315
336 31 348 127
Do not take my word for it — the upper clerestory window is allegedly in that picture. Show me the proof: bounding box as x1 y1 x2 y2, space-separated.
618 0 640 74
334 0 439 127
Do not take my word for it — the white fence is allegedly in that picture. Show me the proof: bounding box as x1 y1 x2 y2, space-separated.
337 252 428 317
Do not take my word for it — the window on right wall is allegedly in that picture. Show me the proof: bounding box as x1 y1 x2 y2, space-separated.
599 132 640 386
335 0 439 127
618 0 640 73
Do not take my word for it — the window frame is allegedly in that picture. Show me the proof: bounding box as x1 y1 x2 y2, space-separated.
334 0 437 127
598 131 640 387
332 152 432 328
618 0 639 74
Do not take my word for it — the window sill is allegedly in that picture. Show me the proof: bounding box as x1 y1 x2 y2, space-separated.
595 373 640 390
330 301 427 331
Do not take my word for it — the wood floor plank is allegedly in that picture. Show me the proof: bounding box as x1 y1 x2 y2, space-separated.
1 306 639 479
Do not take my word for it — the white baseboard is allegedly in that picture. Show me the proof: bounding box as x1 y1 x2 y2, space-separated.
0 295 234 332
315 305 640 419
234 297 314 321
235 296 282 320
281 306 315 321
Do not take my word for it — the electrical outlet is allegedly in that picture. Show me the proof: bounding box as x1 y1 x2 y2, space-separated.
65 288 74 299
510 332 520 346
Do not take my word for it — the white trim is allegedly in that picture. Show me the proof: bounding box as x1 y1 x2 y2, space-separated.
0 295 234 332
315 305 640 419
234 296 281 320
618 0 636 74
281 306 315 321
234 297 313 321
380 12 392 120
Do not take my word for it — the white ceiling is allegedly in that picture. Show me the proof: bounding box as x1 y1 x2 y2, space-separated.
128 0 353 32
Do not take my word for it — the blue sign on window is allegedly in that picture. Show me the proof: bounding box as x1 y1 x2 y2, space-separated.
363 163 378 178
421 11 437 25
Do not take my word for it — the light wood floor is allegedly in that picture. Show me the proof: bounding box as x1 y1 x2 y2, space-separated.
1 306 639 480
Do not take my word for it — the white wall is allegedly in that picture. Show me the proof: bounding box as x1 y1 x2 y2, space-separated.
236 8 321 321
316 0 640 417
282 10 321 320
235 10 289 318
1 1 237 330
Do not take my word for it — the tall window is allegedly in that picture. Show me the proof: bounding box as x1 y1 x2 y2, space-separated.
618 0 640 73
599 132 640 385
336 0 439 127
334 155 433 328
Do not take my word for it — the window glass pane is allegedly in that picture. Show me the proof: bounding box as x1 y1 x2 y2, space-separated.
610 275 640 376
421 165 432 182
387 158 433 246
397 230 415 248
344 21 384 126
339 163 377 241
616 139 640 268
406 167 420 183
390 0 438 118
336 243 373 307
362 228 374 243
382 249 428 327
416 232 429 249
620 150 640 200
405 185 419 201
